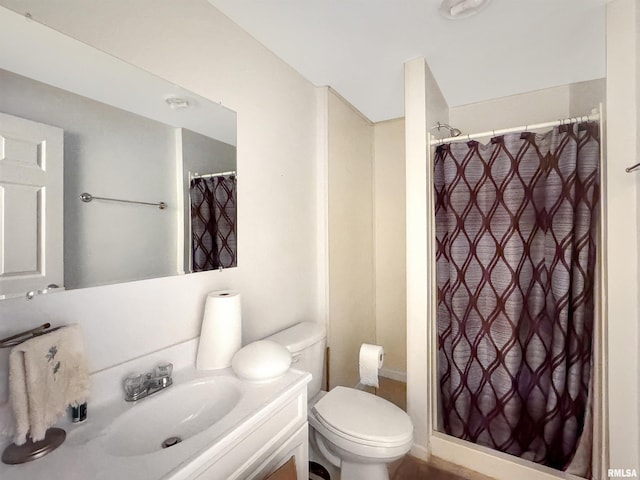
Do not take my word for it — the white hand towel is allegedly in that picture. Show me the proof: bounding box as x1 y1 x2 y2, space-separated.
9 324 90 445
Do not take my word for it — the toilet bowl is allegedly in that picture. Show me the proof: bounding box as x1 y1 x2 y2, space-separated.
264 322 414 480
308 387 413 480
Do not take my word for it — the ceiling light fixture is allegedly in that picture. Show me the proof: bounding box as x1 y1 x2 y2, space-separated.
439 0 491 20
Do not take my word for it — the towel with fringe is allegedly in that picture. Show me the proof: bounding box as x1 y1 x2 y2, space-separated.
9 324 90 445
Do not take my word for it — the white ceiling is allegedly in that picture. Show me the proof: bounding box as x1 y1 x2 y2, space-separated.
208 0 607 122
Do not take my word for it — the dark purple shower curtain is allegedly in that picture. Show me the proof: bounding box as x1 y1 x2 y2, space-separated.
190 174 237 271
434 122 599 471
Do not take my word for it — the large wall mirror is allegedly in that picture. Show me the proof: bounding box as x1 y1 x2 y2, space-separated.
0 9 237 300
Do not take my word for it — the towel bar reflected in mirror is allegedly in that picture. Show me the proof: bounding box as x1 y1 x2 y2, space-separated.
80 192 167 210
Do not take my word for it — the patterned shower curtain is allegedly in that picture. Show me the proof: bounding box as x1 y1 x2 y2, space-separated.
190 174 237 271
434 122 599 472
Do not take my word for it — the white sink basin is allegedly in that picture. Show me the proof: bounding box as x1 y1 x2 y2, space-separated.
104 377 241 456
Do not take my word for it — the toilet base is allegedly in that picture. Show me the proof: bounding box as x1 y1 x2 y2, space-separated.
341 461 389 480
310 416 405 480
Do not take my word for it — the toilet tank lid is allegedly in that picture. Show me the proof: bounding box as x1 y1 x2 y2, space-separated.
266 322 326 353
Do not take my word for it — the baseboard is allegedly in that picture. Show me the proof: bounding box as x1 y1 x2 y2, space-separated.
379 367 407 383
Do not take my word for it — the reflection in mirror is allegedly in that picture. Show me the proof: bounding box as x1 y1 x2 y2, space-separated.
189 172 237 272
182 130 237 272
0 13 237 300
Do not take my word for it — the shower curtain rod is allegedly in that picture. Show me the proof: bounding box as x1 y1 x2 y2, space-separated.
190 170 236 180
429 113 600 146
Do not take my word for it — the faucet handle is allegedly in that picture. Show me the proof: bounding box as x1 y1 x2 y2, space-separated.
155 362 173 378
154 362 173 389
124 374 147 400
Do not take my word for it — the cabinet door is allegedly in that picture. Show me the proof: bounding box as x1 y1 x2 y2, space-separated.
245 424 309 480
0 112 63 298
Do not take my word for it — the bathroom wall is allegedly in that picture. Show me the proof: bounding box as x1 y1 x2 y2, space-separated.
449 78 605 135
373 118 406 379
569 79 607 117
320 90 407 388
0 2 322 400
326 88 376 389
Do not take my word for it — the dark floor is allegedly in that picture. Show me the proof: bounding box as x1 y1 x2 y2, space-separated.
390 456 471 480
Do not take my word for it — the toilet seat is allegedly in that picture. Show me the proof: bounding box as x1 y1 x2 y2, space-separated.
312 386 413 448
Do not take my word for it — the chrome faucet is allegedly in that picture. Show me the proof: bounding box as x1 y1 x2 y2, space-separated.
123 362 173 402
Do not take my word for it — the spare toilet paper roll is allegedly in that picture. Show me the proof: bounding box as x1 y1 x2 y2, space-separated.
359 343 384 388
196 290 241 370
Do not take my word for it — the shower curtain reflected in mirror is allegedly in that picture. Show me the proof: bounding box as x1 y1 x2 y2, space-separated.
190 174 237 271
434 122 600 476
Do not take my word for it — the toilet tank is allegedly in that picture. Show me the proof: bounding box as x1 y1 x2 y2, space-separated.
265 322 326 399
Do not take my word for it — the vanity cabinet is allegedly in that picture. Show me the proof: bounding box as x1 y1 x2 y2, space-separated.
185 386 309 480
0 341 311 480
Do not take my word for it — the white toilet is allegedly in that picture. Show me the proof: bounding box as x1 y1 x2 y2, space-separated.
266 322 413 480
